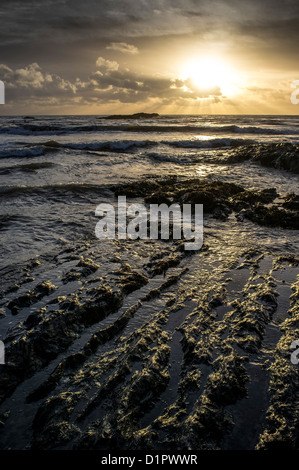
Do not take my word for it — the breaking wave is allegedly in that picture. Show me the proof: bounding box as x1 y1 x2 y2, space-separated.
0 122 297 136
163 138 256 149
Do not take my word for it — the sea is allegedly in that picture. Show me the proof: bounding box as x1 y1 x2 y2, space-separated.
0 113 298 268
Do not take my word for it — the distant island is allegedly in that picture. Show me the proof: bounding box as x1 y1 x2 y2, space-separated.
100 112 159 120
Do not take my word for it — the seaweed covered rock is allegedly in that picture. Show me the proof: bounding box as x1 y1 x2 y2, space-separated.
6 280 57 315
232 143 299 174
242 203 299 230
115 177 244 220
231 188 278 209
0 270 148 404
256 278 299 450
282 193 299 211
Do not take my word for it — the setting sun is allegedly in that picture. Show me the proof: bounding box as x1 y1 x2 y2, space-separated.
181 55 241 97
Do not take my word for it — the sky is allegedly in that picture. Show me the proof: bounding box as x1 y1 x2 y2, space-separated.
0 0 299 115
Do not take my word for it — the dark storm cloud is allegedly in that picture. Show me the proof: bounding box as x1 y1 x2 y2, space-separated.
1 0 298 45
237 17 299 41
0 1 297 112
0 1 298 68
0 1 295 67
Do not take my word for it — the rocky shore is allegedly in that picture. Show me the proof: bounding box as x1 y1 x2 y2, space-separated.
0 171 298 450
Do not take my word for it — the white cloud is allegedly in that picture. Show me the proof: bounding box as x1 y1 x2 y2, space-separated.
0 62 77 98
15 63 53 88
95 57 119 72
106 42 139 54
0 63 52 89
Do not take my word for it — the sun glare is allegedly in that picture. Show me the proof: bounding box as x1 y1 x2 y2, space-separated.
181 55 241 97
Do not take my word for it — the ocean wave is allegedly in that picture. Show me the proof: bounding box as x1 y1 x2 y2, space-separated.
0 146 49 158
63 140 157 152
0 125 61 136
147 152 204 163
0 182 112 198
28 139 157 153
162 138 256 149
123 124 297 135
0 162 56 174
0 122 296 136
0 137 256 161
0 139 156 158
